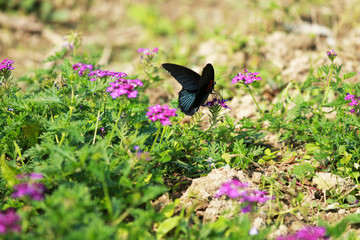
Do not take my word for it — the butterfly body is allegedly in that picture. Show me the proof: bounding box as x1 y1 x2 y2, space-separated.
162 63 215 115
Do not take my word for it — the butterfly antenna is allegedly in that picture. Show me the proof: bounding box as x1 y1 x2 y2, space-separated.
216 73 233 82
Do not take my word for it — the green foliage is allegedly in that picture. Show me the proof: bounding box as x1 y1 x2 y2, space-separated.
1 42 360 239
320 214 360 238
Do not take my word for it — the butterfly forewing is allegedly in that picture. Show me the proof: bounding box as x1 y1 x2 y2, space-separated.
162 63 200 91
199 64 214 91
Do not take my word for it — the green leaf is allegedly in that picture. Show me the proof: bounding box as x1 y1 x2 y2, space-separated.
0 154 20 187
346 195 357 204
140 185 166 204
305 143 320 153
321 214 360 238
156 216 181 240
161 199 180 218
291 163 314 180
264 148 271 156
343 72 357 80
222 153 231 165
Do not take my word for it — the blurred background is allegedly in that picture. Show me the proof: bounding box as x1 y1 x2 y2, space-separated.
1 0 360 116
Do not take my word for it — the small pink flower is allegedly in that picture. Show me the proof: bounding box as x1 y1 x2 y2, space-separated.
0 209 21 234
146 105 177 126
232 69 262 85
326 50 337 61
0 59 15 71
106 78 143 99
72 63 94 76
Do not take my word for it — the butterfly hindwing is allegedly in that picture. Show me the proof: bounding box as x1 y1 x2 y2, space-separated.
162 63 200 91
178 89 196 115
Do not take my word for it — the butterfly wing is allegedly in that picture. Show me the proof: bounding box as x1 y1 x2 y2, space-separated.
162 63 200 91
192 63 215 108
178 89 197 115
199 63 214 91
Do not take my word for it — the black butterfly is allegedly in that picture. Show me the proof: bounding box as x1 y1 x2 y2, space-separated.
162 63 215 116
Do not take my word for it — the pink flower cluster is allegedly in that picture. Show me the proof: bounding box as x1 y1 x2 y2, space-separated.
73 63 94 76
107 78 143 99
12 172 45 201
88 69 127 82
137 47 158 56
231 69 261 85
344 93 360 114
72 62 144 99
0 59 15 71
215 179 272 213
215 179 249 198
0 209 21 234
276 226 327 240
146 105 177 126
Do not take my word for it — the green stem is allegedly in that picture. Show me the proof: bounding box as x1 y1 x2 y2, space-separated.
59 132 66 147
322 61 334 104
159 125 167 145
112 208 132 226
150 126 161 152
106 103 123 148
102 177 113 218
93 110 101 145
247 85 263 115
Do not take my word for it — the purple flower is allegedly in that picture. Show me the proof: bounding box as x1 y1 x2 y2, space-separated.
12 182 46 201
349 98 358 106
276 226 327 240
137 47 158 56
73 63 94 77
62 41 74 49
215 179 248 198
344 93 360 114
107 78 143 99
241 204 252 213
326 50 337 61
88 69 127 81
215 179 272 213
29 172 44 180
0 59 15 71
13 173 45 201
62 33 80 50
0 208 21 234
207 157 216 168
231 69 262 85
146 105 177 126
205 98 231 109
344 93 355 100
240 190 271 203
